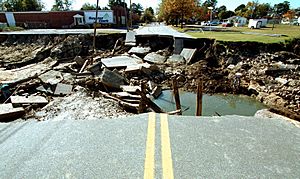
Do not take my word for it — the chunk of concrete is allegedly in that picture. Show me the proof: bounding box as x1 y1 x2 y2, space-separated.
100 68 126 89
36 86 53 94
180 48 197 64
54 83 73 96
101 56 142 69
120 85 141 93
88 61 102 76
275 78 288 85
125 31 136 46
125 63 152 73
167 54 186 64
10 96 48 105
128 47 151 55
0 58 57 84
39 70 63 85
144 52 167 64
74 56 85 66
0 103 25 122
151 86 162 99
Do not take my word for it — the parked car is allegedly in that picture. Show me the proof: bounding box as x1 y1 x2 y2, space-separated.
222 22 233 27
204 21 219 26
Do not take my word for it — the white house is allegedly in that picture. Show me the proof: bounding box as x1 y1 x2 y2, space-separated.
226 16 247 27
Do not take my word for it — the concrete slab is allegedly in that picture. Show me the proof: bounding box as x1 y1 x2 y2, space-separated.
167 54 186 64
128 47 151 55
0 59 57 84
10 96 48 105
180 48 197 64
54 83 73 96
0 103 25 122
144 52 167 64
125 31 136 46
100 68 126 89
125 63 152 73
101 56 142 69
39 70 63 85
120 85 141 93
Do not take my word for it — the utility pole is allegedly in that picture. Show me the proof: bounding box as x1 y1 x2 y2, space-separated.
123 0 129 32
208 7 213 31
129 0 132 29
93 0 100 53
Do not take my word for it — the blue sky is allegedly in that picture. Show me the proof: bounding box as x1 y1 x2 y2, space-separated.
43 0 300 11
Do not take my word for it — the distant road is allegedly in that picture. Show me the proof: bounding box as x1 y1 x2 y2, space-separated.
0 28 127 35
135 23 193 38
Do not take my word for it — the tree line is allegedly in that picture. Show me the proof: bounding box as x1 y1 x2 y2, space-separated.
157 0 300 27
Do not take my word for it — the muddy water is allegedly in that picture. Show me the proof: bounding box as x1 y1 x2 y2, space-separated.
154 90 267 116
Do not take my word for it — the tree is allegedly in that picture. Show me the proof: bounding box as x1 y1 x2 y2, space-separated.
80 3 98 10
274 1 290 15
256 3 270 18
203 0 217 8
132 3 143 16
1 0 44 11
283 9 295 22
51 0 72 11
163 0 198 28
108 0 127 9
218 10 235 20
141 7 155 23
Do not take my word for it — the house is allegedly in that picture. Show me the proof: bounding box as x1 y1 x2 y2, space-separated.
226 16 247 27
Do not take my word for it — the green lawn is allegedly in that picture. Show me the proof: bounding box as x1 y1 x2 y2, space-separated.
180 24 300 43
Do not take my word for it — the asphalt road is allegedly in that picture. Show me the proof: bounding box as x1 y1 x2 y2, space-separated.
0 114 299 178
0 28 127 35
136 24 193 38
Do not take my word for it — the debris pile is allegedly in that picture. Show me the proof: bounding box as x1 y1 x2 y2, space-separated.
1 33 299 121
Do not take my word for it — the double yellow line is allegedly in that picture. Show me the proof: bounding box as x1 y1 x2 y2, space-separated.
144 113 174 179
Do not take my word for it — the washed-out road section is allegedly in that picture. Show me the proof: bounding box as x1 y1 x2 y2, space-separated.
0 114 299 178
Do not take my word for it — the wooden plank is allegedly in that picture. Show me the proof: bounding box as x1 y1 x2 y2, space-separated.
172 79 182 115
111 92 141 100
137 89 164 113
196 79 203 116
121 85 141 93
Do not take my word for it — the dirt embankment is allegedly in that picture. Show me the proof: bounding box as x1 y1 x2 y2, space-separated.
160 38 300 118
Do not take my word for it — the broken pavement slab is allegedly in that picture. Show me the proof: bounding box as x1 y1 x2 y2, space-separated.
180 48 197 64
125 31 137 46
101 56 142 69
39 70 63 85
10 95 48 106
167 54 186 64
120 85 141 94
144 52 167 64
100 68 126 89
0 58 57 84
74 56 85 66
88 61 103 76
54 83 73 96
128 46 151 55
0 103 25 122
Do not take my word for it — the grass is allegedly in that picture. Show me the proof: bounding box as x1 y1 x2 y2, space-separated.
177 24 300 43
1 26 24 32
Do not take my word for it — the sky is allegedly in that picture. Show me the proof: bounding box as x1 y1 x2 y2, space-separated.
42 0 300 11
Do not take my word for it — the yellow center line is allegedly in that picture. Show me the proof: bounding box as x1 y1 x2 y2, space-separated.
144 112 156 179
161 113 174 179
